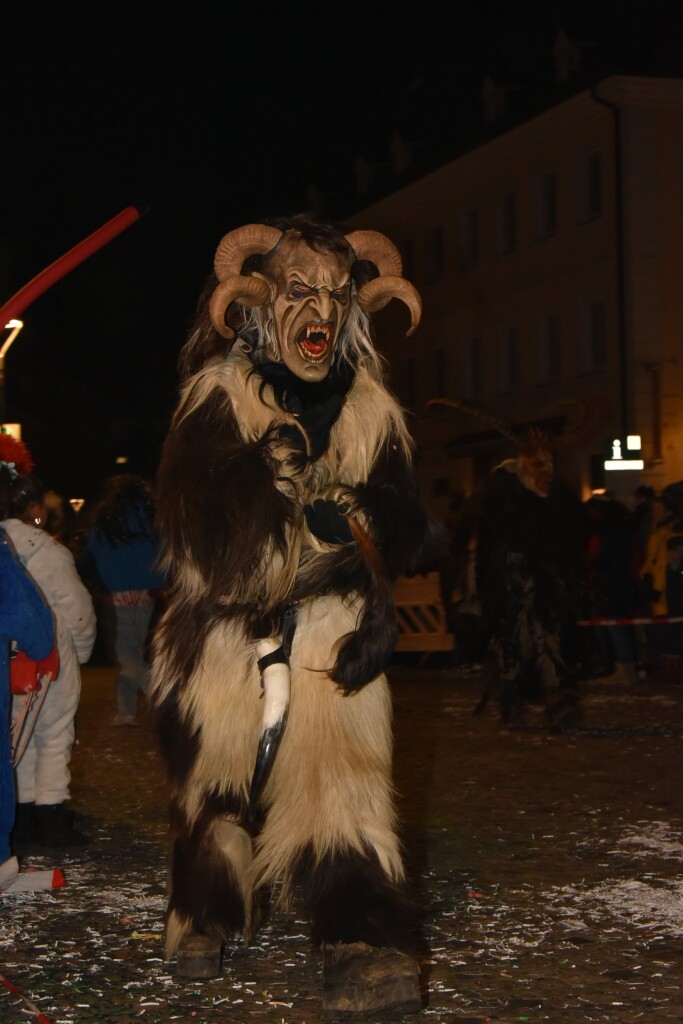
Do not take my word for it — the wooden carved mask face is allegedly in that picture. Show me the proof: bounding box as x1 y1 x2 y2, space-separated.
255 233 352 382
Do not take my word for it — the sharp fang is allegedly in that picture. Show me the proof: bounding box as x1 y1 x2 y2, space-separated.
305 324 330 341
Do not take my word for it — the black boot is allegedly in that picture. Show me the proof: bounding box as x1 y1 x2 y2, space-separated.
11 801 38 855
35 803 90 850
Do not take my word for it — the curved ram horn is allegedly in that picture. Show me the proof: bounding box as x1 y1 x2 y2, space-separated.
209 277 271 339
539 396 607 451
214 224 283 281
356 276 422 336
345 230 403 277
427 397 522 445
247 636 290 826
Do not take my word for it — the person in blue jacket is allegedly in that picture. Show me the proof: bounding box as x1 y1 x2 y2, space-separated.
0 458 55 872
77 474 167 725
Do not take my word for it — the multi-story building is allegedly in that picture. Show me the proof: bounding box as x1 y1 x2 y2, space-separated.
345 75 683 520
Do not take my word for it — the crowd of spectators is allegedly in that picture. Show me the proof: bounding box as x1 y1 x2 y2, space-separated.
0 437 166 868
442 478 683 701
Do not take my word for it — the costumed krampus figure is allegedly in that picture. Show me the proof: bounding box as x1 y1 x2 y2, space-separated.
150 215 446 1017
473 429 586 731
429 399 587 732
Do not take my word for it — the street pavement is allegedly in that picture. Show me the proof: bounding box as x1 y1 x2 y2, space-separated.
1 662 683 1023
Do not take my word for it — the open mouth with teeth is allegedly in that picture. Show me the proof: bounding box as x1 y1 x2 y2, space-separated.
297 322 333 363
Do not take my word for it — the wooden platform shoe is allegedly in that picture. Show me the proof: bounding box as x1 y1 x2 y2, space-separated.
322 941 422 1019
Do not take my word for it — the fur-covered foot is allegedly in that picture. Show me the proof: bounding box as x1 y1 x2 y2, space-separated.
322 941 421 1018
176 933 223 979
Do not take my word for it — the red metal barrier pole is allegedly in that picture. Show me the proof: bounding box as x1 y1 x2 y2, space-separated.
0 204 147 326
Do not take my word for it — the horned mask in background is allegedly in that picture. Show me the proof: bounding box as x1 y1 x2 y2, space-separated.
428 396 605 498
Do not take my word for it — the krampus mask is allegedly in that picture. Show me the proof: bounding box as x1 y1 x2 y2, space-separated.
200 218 421 382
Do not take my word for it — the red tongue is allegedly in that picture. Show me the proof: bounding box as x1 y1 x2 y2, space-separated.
303 337 326 354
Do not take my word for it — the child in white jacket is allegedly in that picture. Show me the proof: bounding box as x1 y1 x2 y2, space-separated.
4 474 96 852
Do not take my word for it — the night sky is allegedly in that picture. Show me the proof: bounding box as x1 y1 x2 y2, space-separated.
1 1 680 498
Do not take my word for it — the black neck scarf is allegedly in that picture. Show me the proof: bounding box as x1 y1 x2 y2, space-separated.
254 358 355 413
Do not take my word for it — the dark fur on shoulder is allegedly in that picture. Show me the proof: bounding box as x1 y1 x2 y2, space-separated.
156 389 297 602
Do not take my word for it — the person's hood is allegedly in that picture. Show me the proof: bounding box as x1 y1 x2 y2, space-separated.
0 518 54 566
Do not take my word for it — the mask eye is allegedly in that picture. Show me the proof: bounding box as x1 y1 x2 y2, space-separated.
331 285 350 302
289 283 313 299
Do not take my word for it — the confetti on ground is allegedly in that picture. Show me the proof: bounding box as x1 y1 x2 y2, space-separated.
0 665 681 1022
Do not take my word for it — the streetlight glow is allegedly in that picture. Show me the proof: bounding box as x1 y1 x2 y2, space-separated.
1 319 24 358
1 423 22 440
0 318 24 424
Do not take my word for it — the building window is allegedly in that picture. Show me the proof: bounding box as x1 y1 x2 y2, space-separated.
495 191 516 254
497 326 519 393
576 151 602 222
579 300 607 372
535 314 561 383
461 336 483 400
532 172 557 240
423 224 445 283
458 207 479 269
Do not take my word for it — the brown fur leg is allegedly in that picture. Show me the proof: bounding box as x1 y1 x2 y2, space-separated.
165 814 253 960
295 844 419 954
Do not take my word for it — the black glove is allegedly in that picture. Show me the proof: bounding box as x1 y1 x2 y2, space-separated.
279 393 343 461
304 498 353 544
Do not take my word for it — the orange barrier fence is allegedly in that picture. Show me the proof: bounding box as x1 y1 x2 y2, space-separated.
393 572 454 652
